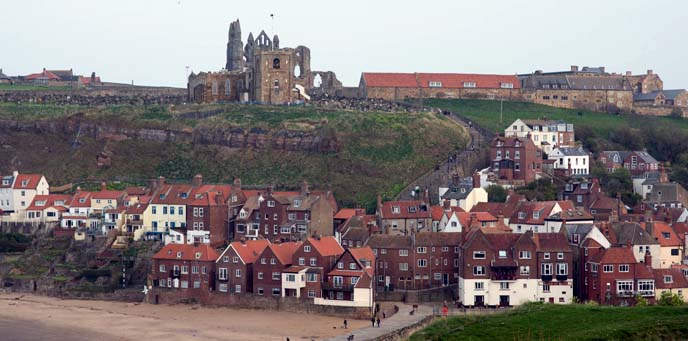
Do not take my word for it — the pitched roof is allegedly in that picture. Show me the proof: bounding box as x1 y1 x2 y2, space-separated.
225 239 270 264
415 73 520 89
267 242 301 265
125 202 148 215
532 233 571 252
431 206 446 221
366 234 413 249
613 222 659 246
26 194 72 211
655 268 688 289
12 174 44 189
643 221 681 247
510 201 557 225
307 236 344 256
589 246 637 264
92 190 125 200
24 70 60 80
153 243 220 262
69 191 93 208
362 73 419 88
414 232 462 246
348 247 376 265
380 201 430 219
334 208 360 220
551 147 588 157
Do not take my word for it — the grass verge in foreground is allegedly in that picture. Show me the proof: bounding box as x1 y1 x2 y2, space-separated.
411 303 688 340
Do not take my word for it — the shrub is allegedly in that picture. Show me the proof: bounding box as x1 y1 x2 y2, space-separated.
658 291 684 306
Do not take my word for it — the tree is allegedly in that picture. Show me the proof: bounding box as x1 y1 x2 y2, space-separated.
658 291 684 306
609 126 644 151
486 185 507 203
517 179 557 201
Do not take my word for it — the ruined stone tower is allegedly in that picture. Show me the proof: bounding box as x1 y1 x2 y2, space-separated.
226 19 244 71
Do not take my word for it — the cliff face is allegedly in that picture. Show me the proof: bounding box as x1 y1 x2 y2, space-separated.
0 117 339 153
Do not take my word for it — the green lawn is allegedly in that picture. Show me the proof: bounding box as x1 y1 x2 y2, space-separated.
425 98 688 136
411 303 688 340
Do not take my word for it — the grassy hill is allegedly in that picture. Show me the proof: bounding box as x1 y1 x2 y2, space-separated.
425 98 688 136
0 103 468 210
411 303 688 340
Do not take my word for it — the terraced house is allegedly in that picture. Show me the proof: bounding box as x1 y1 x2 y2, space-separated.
150 243 219 302
377 198 432 235
216 239 270 294
0 171 49 217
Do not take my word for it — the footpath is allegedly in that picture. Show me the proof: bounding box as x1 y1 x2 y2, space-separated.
326 304 433 341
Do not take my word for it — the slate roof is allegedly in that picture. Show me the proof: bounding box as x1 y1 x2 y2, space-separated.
552 147 588 157
613 222 659 246
441 177 474 200
663 89 687 100
647 183 688 203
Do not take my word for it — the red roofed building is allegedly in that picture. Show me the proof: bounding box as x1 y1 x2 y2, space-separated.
24 69 61 85
252 241 301 296
25 194 71 222
642 221 683 268
150 243 220 299
359 72 521 101
317 247 375 308
216 239 270 294
0 171 49 215
584 246 656 305
654 268 688 303
377 197 432 236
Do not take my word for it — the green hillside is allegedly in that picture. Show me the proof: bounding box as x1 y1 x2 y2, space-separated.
0 103 468 210
425 98 688 136
411 303 688 340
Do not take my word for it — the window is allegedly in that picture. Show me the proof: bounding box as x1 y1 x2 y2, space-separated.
224 79 231 95
272 58 280 69
500 282 509 290
159 265 166 272
638 280 654 294
671 249 680 256
333 276 343 287
429 81 442 88
399 249 408 257
234 285 241 293
180 280 189 289
219 283 228 292
337 262 344 269
475 282 484 290
304 245 311 253
308 290 316 298
272 288 280 296
418 259 427 267
258 272 263 279
557 253 564 260
336 292 344 300
267 200 275 207
298 257 305 266
520 265 530 275
543 253 550 260
193 281 201 289
543 284 550 292
463 81 476 88
286 274 296 282
288 213 296 220
473 266 486 275
192 266 199 274
519 251 531 259
556 263 567 276
235 269 241 278
399 263 408 271
349 263 357 270
664 275 673 284
260 258 266 265
380 248 387 254
617 280 633 294
272 272 280 280
233 257 239 264
500 83 514 89
473 251 486 259
351 277 359 285
270 258 276 265
307 273 317 282
619 264 629 272
498 250 507 258
181 266 189 274
310 258 317 266
211 80 218 95
541 263 552 276
417 247 427 254
218 268 228 280
603 265 613 273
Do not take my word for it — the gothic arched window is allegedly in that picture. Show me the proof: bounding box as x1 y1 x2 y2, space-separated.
273 58 280 69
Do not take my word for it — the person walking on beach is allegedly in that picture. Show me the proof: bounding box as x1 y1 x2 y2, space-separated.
371 316 375 327
344 319 348 329
376 317 380 328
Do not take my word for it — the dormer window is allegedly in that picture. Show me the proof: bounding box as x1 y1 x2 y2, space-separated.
1 180 8 186
304 245 311 252
79 198 86 203
176 251 182 258
463 81 476 88
429 81 442 88
498 250 507 258
231 195 237 203
392 206 400 214
408 206 417 213
518 212 526 219
180 192 188 199
500 83 514 89
21 180 28 187
665 275 673 283
195 252 202 259
294 199 301 208
267 200 275 207
36 200 46 206
533 211 540 219
159 194 166 200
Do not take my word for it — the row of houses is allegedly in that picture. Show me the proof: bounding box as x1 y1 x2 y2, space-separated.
0 68 102 87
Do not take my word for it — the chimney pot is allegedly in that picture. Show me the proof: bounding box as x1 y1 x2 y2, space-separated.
472 171 481 189
626 71 632 76
570 65 579 72
192 174 203 187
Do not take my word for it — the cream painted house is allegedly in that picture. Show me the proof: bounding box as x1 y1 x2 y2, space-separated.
504 119 575 154
0 172 50 216
282 267 308 298
439 173 488 212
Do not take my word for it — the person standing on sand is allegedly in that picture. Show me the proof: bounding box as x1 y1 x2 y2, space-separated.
376 317 380 328
344 319 348 329
371 316 375 327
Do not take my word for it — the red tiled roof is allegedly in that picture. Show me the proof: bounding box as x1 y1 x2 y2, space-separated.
654 268 688 289
589 247 637 264
380 201 431 219
283 265 308 273
26 194 71 211
228 239 270 264
635 263 654 279
25 70 60 80
12 174 43 189
267 242 301 265
643 221 681 247
126 186 147 195
673 222 688 244
430 206 445 221
455 212 498 228
79 76 101 85
69 191 93 208
532 233 571 252
335 208 359 220
307 236 344 257
126 203 148 215
92 190 125 200
348 247 376 265
510 201 557 225
362 73 419 88
153 243 220 261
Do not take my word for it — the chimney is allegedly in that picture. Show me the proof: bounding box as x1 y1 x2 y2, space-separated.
659 164 668 183
157 176 166 188
233 178 242 190
75 186 82 193
267 185 274 195
240 237 246 244
570 65 579 72
192 174 203 187
423 189 430 205
647 69 653 75
100 182 107 191
215 193 225 205
443 199 451 210
147 178 157 191
472 171 481 189
626 71 632 76
452 173 460 185
377 194 383 212
534 70 543 75
644 250 652 265
644 209 653 223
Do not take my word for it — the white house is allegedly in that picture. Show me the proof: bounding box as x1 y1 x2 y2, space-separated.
439 173 488 212
504 119 575 154
548 147 589 176
0 172 49 216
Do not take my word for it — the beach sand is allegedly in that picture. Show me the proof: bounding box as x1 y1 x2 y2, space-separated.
0 293 367 340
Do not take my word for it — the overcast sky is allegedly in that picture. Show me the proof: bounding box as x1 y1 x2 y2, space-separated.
2 0 686 88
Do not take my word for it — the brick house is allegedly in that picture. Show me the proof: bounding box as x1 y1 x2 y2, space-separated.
366 235 414 291
584 246 655 305
598 151 659 176
321 247 375 307
283 236 344 298
149 243 220 298
186 181 232 247
377 198 432 235
490 136 542 185
252 242 301 296
216 239 270 294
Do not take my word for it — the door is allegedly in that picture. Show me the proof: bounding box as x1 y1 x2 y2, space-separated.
443 274 449 286
474 295 484 307
549 297 554 304
499 295 510 307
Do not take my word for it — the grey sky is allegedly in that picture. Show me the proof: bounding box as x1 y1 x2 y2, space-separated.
2 0 686 88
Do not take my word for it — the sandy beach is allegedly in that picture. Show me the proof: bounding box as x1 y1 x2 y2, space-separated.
0 293 367 340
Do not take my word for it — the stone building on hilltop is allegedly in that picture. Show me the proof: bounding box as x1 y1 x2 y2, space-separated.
188 19 341 105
